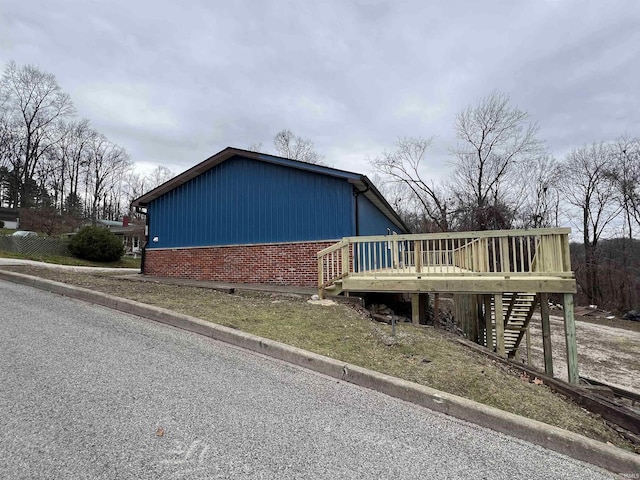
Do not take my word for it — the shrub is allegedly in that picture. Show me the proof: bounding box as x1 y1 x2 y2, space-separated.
68 226 125 262
0 221 4 228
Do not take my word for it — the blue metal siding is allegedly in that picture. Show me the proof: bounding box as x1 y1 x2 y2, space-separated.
148 156 355 248
358 194 402 236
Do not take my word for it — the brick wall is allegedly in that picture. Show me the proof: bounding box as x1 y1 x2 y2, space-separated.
143 241 335 287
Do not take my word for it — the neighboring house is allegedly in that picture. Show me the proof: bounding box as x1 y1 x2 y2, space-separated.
132 147 408 286
78 217 145 254
0 208 20 229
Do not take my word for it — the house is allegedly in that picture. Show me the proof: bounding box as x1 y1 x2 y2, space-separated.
78 217 145 255
131 147 408 286
106 218 145 255
0 207 20 229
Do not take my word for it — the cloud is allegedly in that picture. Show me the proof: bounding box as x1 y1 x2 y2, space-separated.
1 0 639 184
75 83 178 131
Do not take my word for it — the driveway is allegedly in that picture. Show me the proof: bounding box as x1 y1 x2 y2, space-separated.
0 281 614 479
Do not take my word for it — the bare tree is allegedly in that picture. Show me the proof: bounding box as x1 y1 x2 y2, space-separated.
369 174 419 232
122 171 147 218
559 142 621 303
273 129 324 164
64 119 94 214
371 137 452 232
606 135 640 238
0 108 22 206
514 155 562 228
600 136 640 310
452 91 543 230
85 133 131 221
146 165 174 190
247 142 263 153
0 61 75 207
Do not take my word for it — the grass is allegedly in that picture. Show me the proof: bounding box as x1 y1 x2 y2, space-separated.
0 250 141 268
1 265 636 452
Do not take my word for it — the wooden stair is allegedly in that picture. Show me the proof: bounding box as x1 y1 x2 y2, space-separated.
323 280 343 297
486 293 538 357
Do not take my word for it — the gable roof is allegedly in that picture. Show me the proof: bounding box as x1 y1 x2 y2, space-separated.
0 208 19 222
132 147 409 233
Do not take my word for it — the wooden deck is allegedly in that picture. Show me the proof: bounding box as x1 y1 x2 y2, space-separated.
318 227 576 296
317 227 580 384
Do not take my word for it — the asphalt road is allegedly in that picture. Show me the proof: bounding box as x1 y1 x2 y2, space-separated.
0 280 615 479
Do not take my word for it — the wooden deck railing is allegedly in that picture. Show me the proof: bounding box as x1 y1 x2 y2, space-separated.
318 228 573 290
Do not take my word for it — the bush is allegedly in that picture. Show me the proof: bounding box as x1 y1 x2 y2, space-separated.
68 226 125 262
0 221 4 228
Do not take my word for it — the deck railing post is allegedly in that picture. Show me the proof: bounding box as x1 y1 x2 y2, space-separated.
392 239 398 269
561 233 571 272
500 237 510 273
318 256 325 299
353 242 359 273
342 243 350 277
414 240 422 273
481 238 488 272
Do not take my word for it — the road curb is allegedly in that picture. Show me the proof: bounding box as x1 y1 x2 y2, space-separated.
2 269 638 475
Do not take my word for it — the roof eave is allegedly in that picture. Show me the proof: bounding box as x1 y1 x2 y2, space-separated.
132 147 245 207
131 147 362 208
350 176 410 234
130 147 409 233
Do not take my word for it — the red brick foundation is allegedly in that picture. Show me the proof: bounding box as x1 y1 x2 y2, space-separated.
143 241 335 287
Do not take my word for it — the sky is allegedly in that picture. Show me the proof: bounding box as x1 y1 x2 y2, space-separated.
1 0 639 180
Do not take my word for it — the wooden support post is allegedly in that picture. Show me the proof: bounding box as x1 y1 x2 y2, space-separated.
477 296 485 344
411 293 421 324
525 326 531 366
420 293 429 325
539 293 553 376
456 294 468 337
433 293 440 328
469 295 479 343
484 295 493 350
452 294 460 332
494 294 505 356
563 293 579 384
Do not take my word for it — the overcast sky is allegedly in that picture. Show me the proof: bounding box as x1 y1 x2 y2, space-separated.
1 0 639 180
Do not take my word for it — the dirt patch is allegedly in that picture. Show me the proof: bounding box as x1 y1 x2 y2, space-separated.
575 314 640 334
525 314 640 395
